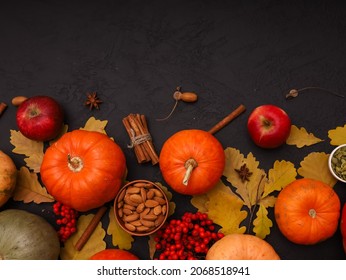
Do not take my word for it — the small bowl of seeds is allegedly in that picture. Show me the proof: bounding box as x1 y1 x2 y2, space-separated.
328 144 346 183
114 180 169 236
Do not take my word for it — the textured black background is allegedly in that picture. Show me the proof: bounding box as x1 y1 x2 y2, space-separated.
1 0 346 260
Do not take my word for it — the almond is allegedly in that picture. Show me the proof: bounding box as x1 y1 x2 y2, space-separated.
129 194 143 204
153 196 166 205
136 203 145 213
127 186 140 194
123 213 139 222
124 223 136 231
145 199 159 208
136 225 150 232
140 219 155 227
147 189 155 199
142 214 157 221
153 205 162 215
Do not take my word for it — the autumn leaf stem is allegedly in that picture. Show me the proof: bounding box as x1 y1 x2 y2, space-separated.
247 174 265 234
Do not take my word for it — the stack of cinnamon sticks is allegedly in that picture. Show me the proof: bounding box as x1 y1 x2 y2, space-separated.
122 114 159 165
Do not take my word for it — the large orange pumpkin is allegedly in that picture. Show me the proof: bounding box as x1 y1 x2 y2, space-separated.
274 178 340 245
206 234 280 260
159 129 225 195
40 130 127 212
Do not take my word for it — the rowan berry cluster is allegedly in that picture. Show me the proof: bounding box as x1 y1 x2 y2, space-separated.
53 201 78 242
154 211 224 260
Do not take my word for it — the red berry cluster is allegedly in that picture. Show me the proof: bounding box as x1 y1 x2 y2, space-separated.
53 201 78 242
154 212 224 260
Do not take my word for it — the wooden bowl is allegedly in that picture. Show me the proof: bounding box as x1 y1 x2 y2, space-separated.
114 180 169 236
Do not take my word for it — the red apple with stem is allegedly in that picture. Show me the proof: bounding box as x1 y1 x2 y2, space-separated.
16 96 64 142
247 104 291 149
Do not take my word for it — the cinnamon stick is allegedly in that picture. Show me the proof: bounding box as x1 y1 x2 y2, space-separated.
0 102 7 117
135 114 159 165
122 117 149 163
74 206 108 251
122 113 159 165
208 104 246 135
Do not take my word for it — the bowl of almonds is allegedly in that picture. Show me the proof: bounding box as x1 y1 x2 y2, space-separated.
114 180 169 236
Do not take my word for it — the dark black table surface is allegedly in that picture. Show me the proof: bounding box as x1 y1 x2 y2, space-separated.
1 0 346 260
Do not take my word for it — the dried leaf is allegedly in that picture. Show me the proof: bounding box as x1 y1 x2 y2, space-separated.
13 166 54 203
60 214 106 260
224 147 267 208
190 193 209 213
148 234 157 260
298 152 337 187
80 117 108 134
107 206 134 250
252 204 273 239
192 180 247 235
262 160 297 198
10 130 44 172
286 125 324 148
328 124 346 146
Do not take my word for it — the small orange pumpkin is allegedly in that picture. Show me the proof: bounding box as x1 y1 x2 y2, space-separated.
206 234 280 260
274 178 340 245
89 249 139 260
40 130 127 212
159 129 225 195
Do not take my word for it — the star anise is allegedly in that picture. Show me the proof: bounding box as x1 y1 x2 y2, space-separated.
85 92 102 110
235 163 253 182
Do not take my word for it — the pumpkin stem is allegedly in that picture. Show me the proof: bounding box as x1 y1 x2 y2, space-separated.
67 154 84 172
183 158 198 186
309 209 317 218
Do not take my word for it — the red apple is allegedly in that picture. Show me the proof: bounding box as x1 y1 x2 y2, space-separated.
341 203 346 253
16 95 64 142
247 104 291 148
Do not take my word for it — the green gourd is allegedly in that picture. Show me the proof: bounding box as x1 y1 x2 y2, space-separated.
0 209 60 260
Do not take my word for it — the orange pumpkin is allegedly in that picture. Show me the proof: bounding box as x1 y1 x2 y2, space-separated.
206 234 280 260
159 129 225 195
89 249 139 260
274 178 340 245
40 130 127 212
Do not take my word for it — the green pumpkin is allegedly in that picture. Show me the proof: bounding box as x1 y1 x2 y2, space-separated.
0 209 60 260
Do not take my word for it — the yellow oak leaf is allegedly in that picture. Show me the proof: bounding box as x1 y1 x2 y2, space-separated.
10 130 44 172
224 147 267 208
107 206 134 250
13 166 54 203
286 125 323 148
298 152 337 187
80 117 108 134
205 180 247 235
328 124 346 146
252 204 273 239
190 193 209 213
262 160 297 198
60 214 106 260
